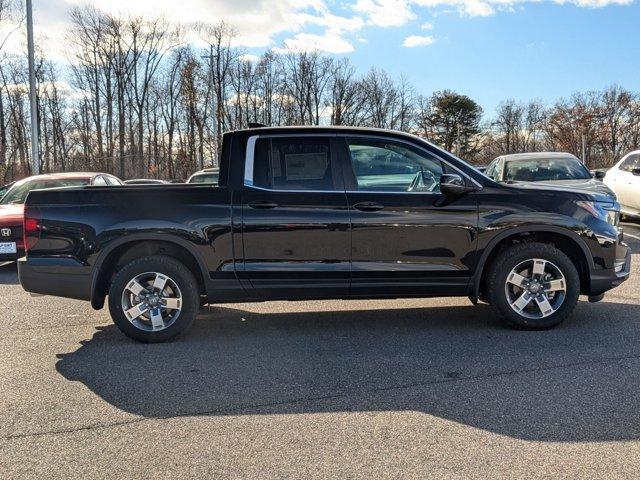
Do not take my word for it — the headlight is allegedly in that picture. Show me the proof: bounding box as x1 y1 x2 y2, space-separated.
576 200 620 226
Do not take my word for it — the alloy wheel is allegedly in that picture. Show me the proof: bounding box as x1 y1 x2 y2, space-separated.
504 258 567 319
121 272 183 332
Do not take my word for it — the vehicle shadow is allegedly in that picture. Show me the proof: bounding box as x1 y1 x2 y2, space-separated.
56 299 640 442
0 261 18 285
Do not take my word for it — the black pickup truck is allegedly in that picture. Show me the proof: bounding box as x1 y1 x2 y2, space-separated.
19 126 631 342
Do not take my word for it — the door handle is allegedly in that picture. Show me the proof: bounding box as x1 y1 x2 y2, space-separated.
248 201 279 209
353 201 384 212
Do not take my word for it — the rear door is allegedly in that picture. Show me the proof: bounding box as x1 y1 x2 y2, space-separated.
240 135 351 298
338 135 479 297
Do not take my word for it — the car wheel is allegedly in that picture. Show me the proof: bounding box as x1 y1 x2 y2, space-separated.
108 255 200 342
486 242 580 330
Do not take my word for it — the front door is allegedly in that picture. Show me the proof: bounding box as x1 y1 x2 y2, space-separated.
241 135 351 298
616 153 640 212
339 135 479 298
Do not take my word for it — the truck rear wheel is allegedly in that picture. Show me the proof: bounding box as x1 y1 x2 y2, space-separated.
486 242 580 330
108 255 200 342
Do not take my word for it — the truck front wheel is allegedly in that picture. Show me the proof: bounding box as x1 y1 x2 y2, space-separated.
108 255 200 342
486 242 580 330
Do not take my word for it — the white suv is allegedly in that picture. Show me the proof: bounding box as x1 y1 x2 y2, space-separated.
604 150 640 218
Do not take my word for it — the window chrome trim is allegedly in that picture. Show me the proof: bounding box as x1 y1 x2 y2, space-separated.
337 133 484 190
243 132 484 194
244 135 258 186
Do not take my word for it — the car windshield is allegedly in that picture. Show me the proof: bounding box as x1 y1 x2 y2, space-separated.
504 157 591 182
0 178 90 205
189 173 218 184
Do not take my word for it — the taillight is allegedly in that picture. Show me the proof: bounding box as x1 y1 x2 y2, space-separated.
23 208 42 252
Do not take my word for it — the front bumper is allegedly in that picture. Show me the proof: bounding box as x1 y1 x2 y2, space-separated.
18 256 92 301
588 243 632 296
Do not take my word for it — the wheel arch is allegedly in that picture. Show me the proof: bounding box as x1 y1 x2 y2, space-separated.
90 233 209 309
471 225 594 301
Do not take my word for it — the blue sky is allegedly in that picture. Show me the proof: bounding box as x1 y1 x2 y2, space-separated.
24 0 640 116
354 3 640 113
266 1 640 115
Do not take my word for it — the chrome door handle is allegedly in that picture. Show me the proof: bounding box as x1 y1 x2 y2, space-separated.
248 201 279 209
353 202 384 212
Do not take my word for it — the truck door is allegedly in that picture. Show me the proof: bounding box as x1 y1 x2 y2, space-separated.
240 135 351 298
338 135 479 297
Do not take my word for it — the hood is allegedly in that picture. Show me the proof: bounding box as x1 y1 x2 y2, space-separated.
0 203 24 226
507 178 615 200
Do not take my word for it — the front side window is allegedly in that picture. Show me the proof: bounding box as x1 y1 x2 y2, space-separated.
251 137 336 191
484 160 498 180
346 138 443 193
619 154 639 172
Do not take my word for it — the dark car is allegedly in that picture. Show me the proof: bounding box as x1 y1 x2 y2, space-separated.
485 152 614 197
19 127 630 342
186 168 219 185
0 172 122 262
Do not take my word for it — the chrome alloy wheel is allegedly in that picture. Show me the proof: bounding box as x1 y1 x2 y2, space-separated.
121 272 182 332
504 258 567 319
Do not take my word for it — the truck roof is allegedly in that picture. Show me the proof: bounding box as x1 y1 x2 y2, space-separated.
234 125 428 141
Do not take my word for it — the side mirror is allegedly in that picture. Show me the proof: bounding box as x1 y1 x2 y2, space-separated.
591 170 606 180
632 168 640 177
440 174 469 196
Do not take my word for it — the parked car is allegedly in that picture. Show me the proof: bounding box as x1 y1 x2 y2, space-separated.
19 127 630 342
124 179 170 185
0 172 122 262
187 168 219 184
0 181 15 200
603 150 640 218
484 152 614 197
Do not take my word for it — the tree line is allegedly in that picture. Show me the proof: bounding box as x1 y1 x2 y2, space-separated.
1 4 639 182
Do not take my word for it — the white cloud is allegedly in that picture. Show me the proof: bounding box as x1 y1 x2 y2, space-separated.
461 1 495 16
278 32 355 53
402 34 435 47
53 0 344 49
1 0 632 62
296 12 365 35
354 0 417 27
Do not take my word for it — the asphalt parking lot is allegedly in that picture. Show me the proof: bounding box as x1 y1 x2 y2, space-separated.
1 223 640 479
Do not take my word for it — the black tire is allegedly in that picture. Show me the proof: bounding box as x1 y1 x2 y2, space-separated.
108 255 200 342
486 242 580 330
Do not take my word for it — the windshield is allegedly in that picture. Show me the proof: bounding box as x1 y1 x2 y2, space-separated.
0 178 90 205
188 173 218 184
504 157 591 182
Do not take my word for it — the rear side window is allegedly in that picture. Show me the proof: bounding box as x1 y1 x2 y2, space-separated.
190 173 219 184
104 176 122 186
93 176 107 186
251 137 336 191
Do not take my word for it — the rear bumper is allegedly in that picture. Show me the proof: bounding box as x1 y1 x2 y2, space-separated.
588 244 631 296
18 256 92 301
0 249 23 262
